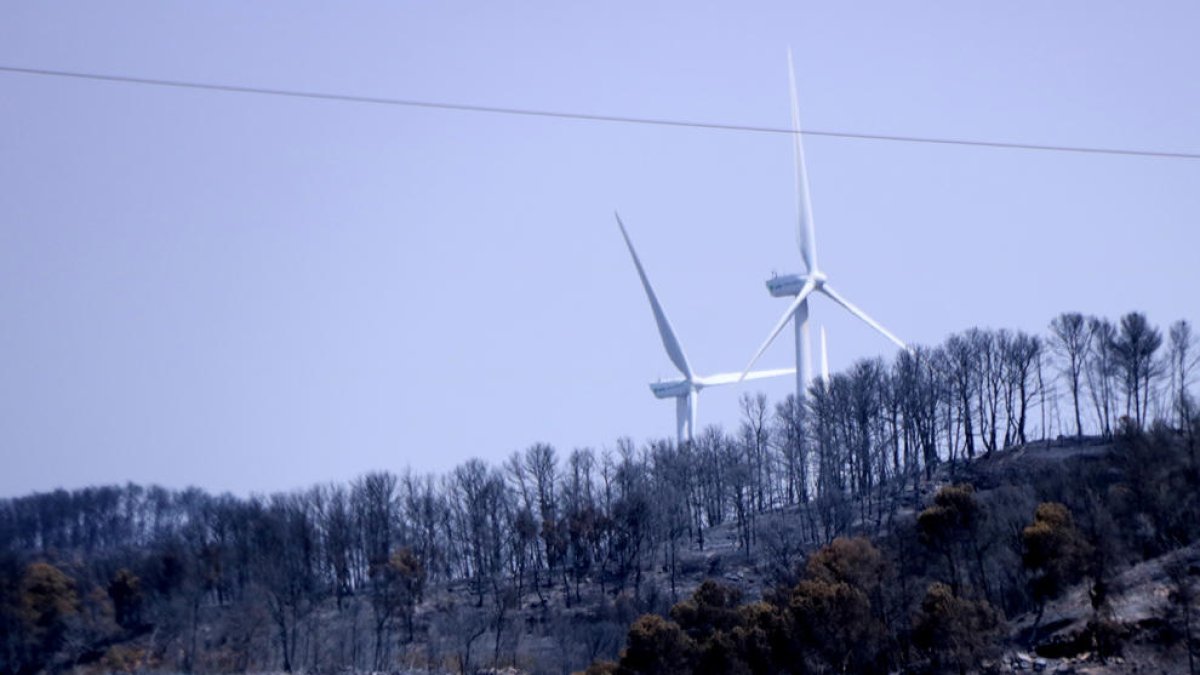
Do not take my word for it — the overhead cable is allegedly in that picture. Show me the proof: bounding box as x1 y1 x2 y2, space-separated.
2 64 1198 161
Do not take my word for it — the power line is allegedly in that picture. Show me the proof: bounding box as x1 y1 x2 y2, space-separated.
3 64 1199 161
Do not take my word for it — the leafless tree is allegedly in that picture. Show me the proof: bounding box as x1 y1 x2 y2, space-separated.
739 393 773 514
1049 312 1093 438
650 441 690 600
1004 331 1041 446
971 329 1004 456
774 394 810 506
1086 317 1119 437
1112 312 1164 428
944 333 979 458
1169 320 1198 428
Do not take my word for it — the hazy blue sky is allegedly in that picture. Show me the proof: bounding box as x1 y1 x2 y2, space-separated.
2 2 1198 497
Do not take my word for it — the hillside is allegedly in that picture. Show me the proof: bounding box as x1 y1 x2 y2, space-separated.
3 419 1199 674
576 431 1200 674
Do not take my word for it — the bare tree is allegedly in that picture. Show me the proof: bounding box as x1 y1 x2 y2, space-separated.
694 426 729 529
608 443 652 595
738 393 772 514
971 329 1003 456
367 549 424 668
944 333 978 458
523 444 564 598
1112 312 1164 428
1086 317 1119 437
774 395 810 506
402 471 447 583
894 346 941 481
1004 331 1041 446
449 460 508 607
317 484 355 609
808 377 854 541
1049 312 1093 438
650 441 690 599
563 447 599 602
254 495 321 673
725 431 755 555
1169 320 1198 428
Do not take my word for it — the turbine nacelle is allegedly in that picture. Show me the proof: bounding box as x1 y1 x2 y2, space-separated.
767 271 826 298
650 379 693 399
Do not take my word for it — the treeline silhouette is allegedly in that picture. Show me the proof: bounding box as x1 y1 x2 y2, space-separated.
1 311 1196 674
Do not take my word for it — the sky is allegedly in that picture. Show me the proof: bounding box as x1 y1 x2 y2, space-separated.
1 2 1198 498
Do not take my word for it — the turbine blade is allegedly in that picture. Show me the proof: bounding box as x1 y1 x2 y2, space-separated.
699 368 795 387
740 277 817 381
787 48 819 273
820 284 908 351
614 212 693 380
744 367 797 383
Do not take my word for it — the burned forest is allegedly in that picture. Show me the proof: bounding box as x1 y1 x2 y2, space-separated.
3 311 1199 674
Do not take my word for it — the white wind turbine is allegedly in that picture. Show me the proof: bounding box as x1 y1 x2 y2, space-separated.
616 213 793 444
741 51 907 402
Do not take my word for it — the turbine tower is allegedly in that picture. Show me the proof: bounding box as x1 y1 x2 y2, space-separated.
616 213 793 444
820 325 830 383
741 51 907 402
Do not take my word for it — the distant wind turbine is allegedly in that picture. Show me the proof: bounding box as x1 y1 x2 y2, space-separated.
741 50 907 402
616 213 793 444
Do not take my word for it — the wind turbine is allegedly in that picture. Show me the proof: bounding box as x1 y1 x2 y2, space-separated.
741 51 907 402
616 212 793 444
